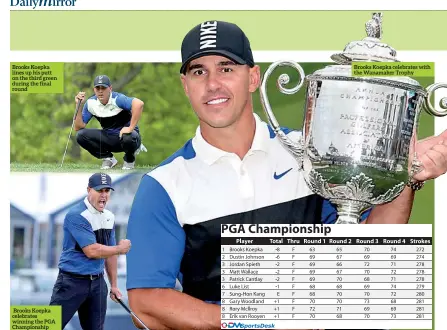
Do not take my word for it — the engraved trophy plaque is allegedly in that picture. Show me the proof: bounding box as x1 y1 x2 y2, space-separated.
260 13 447 224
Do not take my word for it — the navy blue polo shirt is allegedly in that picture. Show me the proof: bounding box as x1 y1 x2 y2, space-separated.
58 197 116 275
82 91 139 135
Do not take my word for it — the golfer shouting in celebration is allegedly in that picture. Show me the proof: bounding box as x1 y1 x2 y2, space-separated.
50 173 131 330
74 75 146 170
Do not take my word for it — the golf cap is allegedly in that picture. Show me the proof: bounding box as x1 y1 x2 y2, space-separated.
88 173 114 191
93 75 111 88
180 21 254 74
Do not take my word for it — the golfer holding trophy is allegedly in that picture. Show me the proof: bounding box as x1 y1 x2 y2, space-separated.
261 13 447 224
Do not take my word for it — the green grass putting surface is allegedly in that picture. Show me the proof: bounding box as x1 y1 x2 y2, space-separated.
10 162 154 173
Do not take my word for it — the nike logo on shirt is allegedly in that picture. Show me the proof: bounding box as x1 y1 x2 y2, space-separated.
274 168 293 180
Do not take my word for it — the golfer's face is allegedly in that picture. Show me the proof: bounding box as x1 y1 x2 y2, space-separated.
181 55 259 129
88 188 111 212
94 86 111 104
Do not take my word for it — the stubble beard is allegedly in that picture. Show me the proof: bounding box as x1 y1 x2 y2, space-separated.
199 98 250 130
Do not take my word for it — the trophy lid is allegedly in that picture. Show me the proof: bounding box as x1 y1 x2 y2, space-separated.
307 12 424 91
330 13 398 64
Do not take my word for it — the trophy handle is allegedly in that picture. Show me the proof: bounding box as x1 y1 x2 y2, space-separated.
260 60 306 168
423 83 447 117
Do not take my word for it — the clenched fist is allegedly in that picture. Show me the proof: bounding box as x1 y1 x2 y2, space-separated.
117 239 131 255
75 91 86 104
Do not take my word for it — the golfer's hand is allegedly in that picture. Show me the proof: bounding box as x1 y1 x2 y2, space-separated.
412 130 447 182
119 126 133 138
109 287 123 303
117 239 131 255
75 91 86 104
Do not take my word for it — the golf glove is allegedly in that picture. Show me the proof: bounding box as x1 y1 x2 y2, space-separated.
134 143 148 156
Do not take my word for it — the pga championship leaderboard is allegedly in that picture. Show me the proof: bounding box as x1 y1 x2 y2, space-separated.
220 224 432 330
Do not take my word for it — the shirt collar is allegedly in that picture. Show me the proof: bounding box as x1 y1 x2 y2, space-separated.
84 197 102 214
193 113 271 165
250 113 270 153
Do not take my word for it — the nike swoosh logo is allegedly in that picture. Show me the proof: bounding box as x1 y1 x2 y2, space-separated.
274 168 293 180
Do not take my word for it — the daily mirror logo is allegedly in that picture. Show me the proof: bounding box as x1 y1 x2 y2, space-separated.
11 0 77 9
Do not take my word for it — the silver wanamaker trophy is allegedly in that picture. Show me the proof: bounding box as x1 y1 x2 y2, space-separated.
260 13 447 224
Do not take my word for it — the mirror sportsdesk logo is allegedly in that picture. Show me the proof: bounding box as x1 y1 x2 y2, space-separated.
221 322 275 329
11 0 76 9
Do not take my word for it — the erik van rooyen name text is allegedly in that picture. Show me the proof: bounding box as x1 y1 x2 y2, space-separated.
11 0 76 9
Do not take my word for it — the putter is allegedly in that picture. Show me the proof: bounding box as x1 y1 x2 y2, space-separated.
60 99 82 167
116 297 150 330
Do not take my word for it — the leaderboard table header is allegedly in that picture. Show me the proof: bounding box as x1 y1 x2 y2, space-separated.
221 237 432 245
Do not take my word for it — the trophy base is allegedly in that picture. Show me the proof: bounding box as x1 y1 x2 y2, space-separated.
335 215 360 225
332 200 371 225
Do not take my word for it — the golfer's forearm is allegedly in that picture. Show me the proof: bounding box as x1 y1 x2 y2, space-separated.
129 99 144 130
105 255 118 286
364 187 415 224
74 111 85 131
129 288 221 330
83 243 120 259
